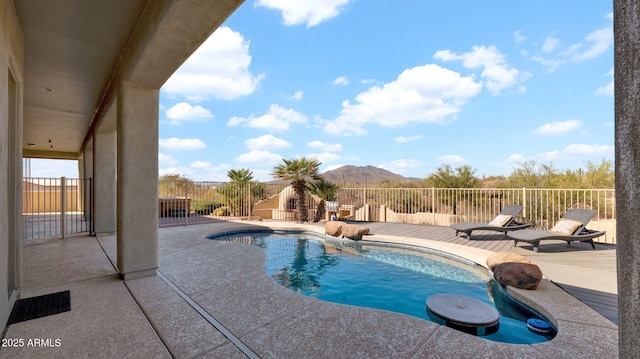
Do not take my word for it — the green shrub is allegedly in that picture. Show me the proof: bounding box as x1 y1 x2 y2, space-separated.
213 206 230 216
192 200 224 215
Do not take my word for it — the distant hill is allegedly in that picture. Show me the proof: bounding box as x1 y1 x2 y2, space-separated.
321 165 412 186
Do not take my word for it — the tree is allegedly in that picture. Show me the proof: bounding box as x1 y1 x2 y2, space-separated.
428 165 480 188
503 160 558 188
307 179 339 222
427 165 480 215
227 168 253 183
158 174 193 197
219 168 264 217
271 157 322 222
583 159 614 188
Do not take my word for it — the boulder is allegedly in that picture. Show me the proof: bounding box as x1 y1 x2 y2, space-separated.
341 224 370 241
325 221 346 237
493 262 543 290
486 251 533 271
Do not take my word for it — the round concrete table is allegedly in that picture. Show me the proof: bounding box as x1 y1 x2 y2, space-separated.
426 294 500 336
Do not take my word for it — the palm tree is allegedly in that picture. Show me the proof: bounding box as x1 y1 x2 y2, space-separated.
271 157 322 222
227 168 253 183
220 168 255 216
307 179 339 222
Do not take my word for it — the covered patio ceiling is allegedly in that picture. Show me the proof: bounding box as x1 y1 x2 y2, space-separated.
15 0 243 160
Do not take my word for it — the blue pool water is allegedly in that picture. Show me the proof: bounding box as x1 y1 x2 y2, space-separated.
208 230 556 344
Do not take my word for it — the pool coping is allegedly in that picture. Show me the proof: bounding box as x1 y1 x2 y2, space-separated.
186 221 618 357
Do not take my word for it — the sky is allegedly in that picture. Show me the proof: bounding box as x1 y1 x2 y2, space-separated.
31 1 614 182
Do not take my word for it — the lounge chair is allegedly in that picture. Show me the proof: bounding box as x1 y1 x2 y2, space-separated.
450 205 531 239
508 208 605 252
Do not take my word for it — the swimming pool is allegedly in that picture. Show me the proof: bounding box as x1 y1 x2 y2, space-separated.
208 230 556 344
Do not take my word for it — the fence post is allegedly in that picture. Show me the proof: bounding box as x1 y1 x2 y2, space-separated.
522 187 527 220
248 182 252 219
61 177 66 239
431 187 436 225
89 178 95 235
184 178 189 226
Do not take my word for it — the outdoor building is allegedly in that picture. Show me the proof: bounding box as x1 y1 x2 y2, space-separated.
1 0 639 357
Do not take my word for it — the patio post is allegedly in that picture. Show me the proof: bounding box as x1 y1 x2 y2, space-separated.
116 81 159 280
614 0 640 356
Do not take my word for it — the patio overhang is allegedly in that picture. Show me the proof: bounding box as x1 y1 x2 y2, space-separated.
16 0 244 159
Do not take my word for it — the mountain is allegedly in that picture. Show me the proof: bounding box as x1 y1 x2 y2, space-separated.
321 165 411 186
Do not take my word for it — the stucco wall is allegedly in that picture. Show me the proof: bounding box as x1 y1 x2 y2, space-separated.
0 0 24 329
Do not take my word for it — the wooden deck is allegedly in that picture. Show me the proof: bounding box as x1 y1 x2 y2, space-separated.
327 221 619 325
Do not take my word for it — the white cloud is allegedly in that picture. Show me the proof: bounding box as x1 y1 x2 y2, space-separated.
333 76 350 86
245 134 292 150
438 155 465 164
434 45 528 95
393 135 423 143
505 153 526 163
560 144 614 155
256 0 350 28
280 90 304 101
595 68 614 96
163 161 232 182
505 144 613 164
542 37 559 52
307 152 341 164
158 153 177 167
159 138 207 151
27 159 79 178
228 104 308 133
514 31 526 43
292 90 304 101
189 160 211 169
165 102 214 125
567 24 613 62
536 144 614 161
235 150 283 165
307 140 343 152
595 82 614 96
379 159 423 176
159 166 195 178
162 26 264 101
533 119 583 135
530 56 565 72
323 64 482 136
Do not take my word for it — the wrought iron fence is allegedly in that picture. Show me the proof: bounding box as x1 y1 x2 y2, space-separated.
22 177 93 243
21 176 616 245
157 179 616 244
158 180 318 226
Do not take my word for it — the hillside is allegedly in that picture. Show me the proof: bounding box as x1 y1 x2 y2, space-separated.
321 165 411 186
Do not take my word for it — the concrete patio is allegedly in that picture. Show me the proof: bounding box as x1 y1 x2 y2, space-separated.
0 220 618 358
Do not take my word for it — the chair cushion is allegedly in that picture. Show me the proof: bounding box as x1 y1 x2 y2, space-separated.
488 214 512 227
550 219 583 235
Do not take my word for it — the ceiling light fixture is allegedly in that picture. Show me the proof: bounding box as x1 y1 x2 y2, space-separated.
27 143 35 147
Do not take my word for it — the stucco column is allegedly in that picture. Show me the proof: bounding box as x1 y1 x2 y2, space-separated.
82 137 94 223
116 81 158 280
93 128 117 233
614 0 640 356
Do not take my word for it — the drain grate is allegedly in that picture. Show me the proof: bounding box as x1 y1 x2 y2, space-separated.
8 290 71 325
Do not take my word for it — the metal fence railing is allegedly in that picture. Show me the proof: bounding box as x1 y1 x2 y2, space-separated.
23 177 93 243
158 180 318 226
157 180 616 245
22 177 616 245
